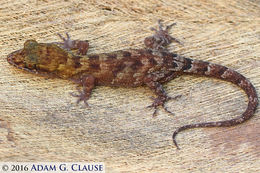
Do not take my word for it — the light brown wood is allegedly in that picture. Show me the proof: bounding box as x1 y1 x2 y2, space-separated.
0 0 259 172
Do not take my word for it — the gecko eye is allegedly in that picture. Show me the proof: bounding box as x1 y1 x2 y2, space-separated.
23 62 37 70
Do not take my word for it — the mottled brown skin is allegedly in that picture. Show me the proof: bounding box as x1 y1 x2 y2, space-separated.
7 20 258 149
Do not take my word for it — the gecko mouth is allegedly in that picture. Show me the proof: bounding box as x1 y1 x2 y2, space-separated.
7 49 24 67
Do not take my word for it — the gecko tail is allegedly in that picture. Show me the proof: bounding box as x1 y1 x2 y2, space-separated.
173 58 258 149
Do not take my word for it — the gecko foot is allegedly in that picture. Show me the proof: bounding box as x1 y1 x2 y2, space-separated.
57 32 74 49
147 95 181 117
147 100 173 117
144 19 183 51
57 32 89 55
70 87 90 106
70 74 95 106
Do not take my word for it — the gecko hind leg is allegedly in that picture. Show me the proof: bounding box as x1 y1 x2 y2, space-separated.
144 74 181 117
147 94 181 117
57 32 89 55
144 19 182 51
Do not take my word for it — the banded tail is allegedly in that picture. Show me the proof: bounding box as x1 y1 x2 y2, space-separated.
173 57 258 149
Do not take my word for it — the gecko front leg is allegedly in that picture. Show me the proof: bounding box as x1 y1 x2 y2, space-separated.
71 74 96 106
57 32 89 55
144 19 182 51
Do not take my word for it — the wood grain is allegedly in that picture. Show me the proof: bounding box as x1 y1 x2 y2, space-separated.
0 0 259 172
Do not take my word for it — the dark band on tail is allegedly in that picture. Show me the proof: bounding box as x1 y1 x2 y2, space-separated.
173 58 258 149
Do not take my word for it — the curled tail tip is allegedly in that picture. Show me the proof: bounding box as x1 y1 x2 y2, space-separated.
172 131 180 150
174 141 180 150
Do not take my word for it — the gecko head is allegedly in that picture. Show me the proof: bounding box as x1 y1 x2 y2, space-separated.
7 40 69 75
7 40 39 72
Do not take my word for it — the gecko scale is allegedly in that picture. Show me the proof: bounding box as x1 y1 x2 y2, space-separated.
7 20 258 149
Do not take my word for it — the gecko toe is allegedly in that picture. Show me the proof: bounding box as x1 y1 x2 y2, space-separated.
162 106 175 116
166 94 182 101
146 102 159 117
152 109 159 117
70 90 90 106
147 95 181 116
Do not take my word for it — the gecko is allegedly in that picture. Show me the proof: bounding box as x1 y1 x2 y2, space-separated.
7 20 258 149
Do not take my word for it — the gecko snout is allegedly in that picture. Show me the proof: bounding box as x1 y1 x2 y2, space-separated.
7 49 27 69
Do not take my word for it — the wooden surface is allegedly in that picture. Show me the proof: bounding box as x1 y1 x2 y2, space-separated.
0 0 259 172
